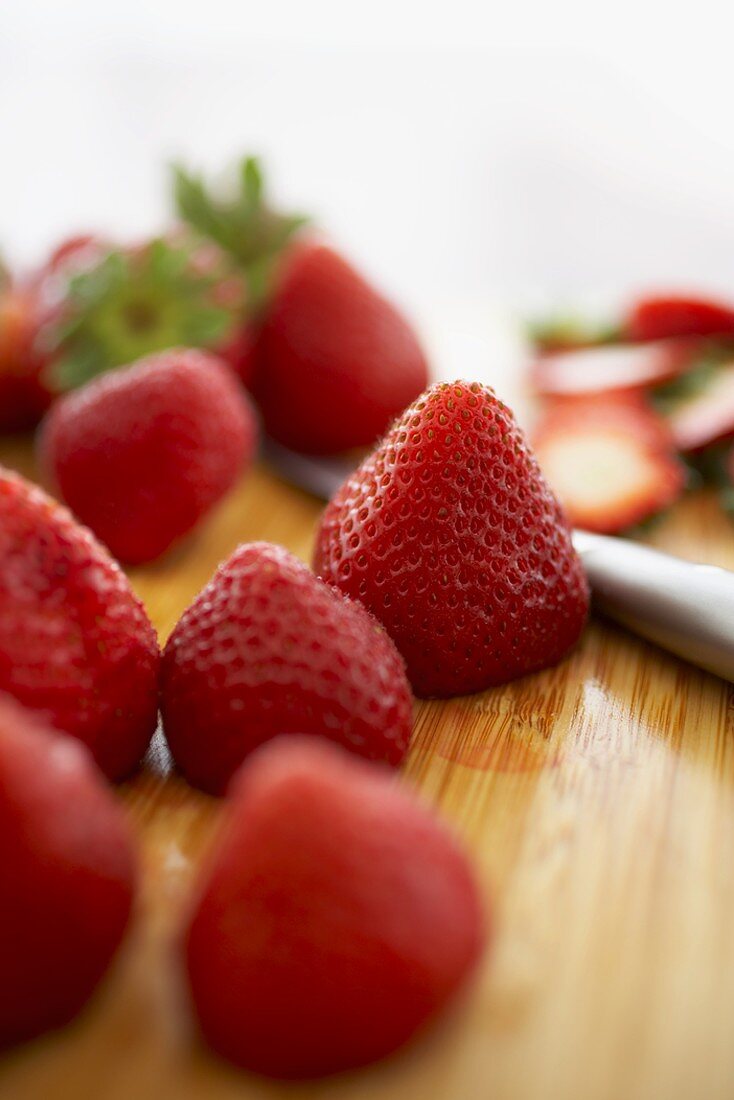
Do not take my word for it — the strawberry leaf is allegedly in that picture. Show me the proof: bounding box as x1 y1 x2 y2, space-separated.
45 239 238 393
172 157 308 311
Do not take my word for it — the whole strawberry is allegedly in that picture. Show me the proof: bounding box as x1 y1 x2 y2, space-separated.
174 158 429 453
0 468 160 780
184 737 485 1078
0 267 50 432
41 349 257 565
314 380 589 698
0 694 135 1047
160 542 412 795
254 244 430 453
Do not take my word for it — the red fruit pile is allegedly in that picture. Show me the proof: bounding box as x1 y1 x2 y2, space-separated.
0 694 135 1047
41 349 257 564
161 541 413 794
185 737 485 1078
528 291 734 532
0 467 160 780
314 380 589 698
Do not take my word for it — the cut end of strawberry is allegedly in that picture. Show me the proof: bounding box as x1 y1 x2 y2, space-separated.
664 361 734 453
533 397 685 534
530 339 696 398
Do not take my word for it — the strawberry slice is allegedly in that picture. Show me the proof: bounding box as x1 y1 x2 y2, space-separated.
530 339 695 398
665 361 734 453
533 396 685 533
626 294 734 342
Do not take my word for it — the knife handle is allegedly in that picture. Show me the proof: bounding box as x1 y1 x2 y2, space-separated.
573 530 734 683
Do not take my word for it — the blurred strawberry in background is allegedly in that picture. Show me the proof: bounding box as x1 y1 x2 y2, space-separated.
0 261 51 431
175 157 430 454
527 290 734 532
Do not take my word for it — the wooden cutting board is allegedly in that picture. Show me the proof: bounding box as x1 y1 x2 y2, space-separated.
1 435 734 1100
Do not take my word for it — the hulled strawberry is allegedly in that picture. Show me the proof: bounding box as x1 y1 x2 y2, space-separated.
174 158 430 453
41 349 257 565
313 381 589 698
625 293 734 342
184 737 485 1078
160 542 413 795
0 265 51 431
0 468 160 780
533 395 686 533
0 694 135 1047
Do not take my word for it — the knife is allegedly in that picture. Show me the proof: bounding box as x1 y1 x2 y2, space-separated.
264 439 734 684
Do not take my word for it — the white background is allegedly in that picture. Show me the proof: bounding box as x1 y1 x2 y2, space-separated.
3 1 734 385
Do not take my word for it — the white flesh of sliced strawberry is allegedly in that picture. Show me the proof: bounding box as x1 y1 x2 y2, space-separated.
536 427 681 533
667 363 734 452
531 340 692 397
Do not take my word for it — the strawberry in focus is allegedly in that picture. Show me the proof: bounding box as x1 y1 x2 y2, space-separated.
0 468 160 780
41 349 257 565
533 395 686 534
174 158 430 453
184 737 485 1078
314 381 589 698
160 542 412 795
625 293 734 342
0 694 135 1047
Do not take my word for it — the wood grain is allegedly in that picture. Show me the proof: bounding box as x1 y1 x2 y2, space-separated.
1 437 734 1100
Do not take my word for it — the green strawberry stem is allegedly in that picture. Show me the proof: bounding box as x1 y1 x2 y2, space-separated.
45 238 238 393
172 157 308 314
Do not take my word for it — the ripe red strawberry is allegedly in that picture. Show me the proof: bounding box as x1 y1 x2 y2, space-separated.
174 158 429 453
533 395 685 534
253 244 430 453
41 349 257 565
626 293 734 342
0 694 135 1047
184 737 485 1078
0 468 160 780
0 272 51 432
314 381 589 698
160 542 412 795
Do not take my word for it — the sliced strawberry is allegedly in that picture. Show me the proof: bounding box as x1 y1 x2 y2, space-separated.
626 294 734 342
665 361 734 453
530 339 696 398
533 396 685 534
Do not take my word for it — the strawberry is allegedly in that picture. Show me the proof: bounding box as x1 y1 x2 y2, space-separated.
533 395 685 534
313 381 589 698
659 360 734 453
0 267 51 432
174 158 430 453
253 243 430 453
626 293 734 342
160 542 412 795
0 468 160 780
184 737 485 1078
40 237 242 394
529 339 696 398
0 694 135 1047
41 349 257 565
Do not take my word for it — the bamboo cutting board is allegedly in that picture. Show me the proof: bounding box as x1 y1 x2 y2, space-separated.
1 434 734 1100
